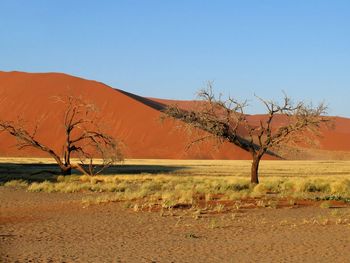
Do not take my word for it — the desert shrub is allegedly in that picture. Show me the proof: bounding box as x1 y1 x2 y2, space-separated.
56 175 65 182
295 180 330 193
250 179 286 196
106 182 127 192
251 183 268 196
28 181 54 192
56 175 81 183
262 179 283 192
79 175 91 183
20 173 350 209
227 180 250 191
117 180 130 188
160 189 194 208
177 190 194 204
56 182 88 193
174 181 193 191
330 179 350 196
279 180 295 193
199 179 231 194
134 188 152 198
141 181 162 193
4 180 28 188
194 183 211 194
161 192 178 208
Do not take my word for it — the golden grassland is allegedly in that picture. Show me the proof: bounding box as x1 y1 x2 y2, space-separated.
123 159 350 177
2 158 350 211
1 157 350 177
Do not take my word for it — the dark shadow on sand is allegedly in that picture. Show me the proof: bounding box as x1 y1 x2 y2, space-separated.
0 163 188 183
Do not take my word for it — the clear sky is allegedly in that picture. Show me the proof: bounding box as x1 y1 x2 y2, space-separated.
1 0 349 117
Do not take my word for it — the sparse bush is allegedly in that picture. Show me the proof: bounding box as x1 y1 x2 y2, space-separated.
79 175 91 183
330 179 350 196
177 190 193 205
279 180 295 193
251 183 268 197
56 175 65 182
229 191 248 200
227 180 250 191
13 171 349 213
28 181 54 192
4 180 28 188
295 180 330 193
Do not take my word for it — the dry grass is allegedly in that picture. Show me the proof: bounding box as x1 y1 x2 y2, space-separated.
2 158 350 210
123 159 350 177
13 174 350 209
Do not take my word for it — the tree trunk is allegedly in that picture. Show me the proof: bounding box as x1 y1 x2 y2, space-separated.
251 155 261 184
60 166 72 175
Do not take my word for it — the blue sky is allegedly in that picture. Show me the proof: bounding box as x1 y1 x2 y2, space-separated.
1 0 349 116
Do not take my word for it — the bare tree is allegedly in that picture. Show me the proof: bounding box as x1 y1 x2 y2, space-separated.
0 95 123 175
164 83 328 184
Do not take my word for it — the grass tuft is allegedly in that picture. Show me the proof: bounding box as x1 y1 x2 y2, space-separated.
4 180 28 188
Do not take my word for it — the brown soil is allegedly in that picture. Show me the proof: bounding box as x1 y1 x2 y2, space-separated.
1 187 350 263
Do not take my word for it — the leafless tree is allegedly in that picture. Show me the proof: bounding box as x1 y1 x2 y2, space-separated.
0 95 123 175
164 83 328 184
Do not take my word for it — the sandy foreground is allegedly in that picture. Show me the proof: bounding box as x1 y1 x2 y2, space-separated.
1 187 350 263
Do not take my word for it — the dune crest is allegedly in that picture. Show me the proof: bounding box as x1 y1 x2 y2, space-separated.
0 71 250 159
0 71 349 160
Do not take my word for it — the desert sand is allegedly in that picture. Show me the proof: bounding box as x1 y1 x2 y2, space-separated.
1 71 350 261
1 187 350 263
0 71 250 160
1 71 350 160
153 98 350 154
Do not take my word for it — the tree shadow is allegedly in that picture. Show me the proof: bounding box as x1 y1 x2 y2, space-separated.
0 163 188 183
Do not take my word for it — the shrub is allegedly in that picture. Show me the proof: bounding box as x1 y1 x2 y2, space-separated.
4 180 28 188
330 179 350 196
295 180 330 193
28 181 54 192
228 180 250 191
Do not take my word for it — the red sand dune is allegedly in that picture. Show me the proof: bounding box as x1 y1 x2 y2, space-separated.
150 98 350 159
0 71 349 160
0 71 251 159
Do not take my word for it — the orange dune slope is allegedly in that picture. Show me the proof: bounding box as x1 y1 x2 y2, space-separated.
0 71 251 159
150 98 350 159
0 71 349 160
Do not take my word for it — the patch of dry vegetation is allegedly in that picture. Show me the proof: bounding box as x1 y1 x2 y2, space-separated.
4 174 350 208
2 159 350 211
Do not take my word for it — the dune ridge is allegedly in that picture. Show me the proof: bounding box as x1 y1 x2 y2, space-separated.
0 71 349 160
0 71 250 159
